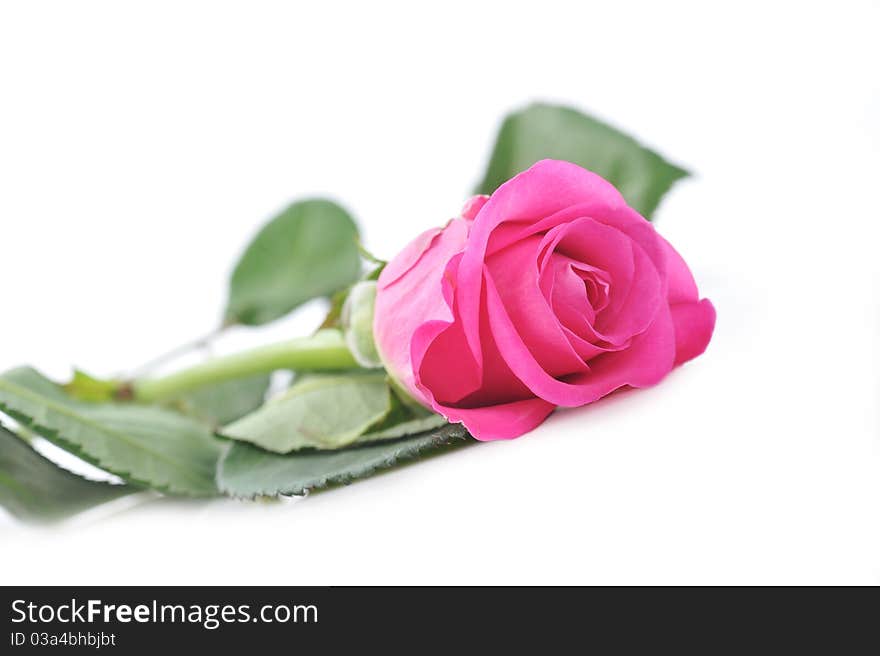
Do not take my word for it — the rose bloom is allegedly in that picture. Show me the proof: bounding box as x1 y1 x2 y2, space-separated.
374 159 715 440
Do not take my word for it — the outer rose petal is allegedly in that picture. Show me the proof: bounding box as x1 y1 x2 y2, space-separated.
406 255 556 440
374 218 470 403
658 235 716 365
413 255 493 405
380 199 490 288
378 226 445 288
670 299 716 366
415 253 532 408
461 195 489 221
660 236 700 304
437 398 556 442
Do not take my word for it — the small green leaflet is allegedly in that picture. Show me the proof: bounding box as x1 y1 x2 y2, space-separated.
63 369 270 426
225 199 362 326
0 423 133 522
64 369 119 402
358 386 447 441
217 423 471 497
475 103 689 219
221 373 392 453
0 367 224 497
170 375 270 427
360 412 446 441
341 281 382 368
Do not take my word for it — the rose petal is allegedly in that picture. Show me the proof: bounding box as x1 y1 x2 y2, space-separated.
568 303 677 391
545 262 621 359
539 218 637 329
484 268 676 406
461 195 490 221
485 235 590 378
456 160 628 371
440 397 556 442
591 236 663 342
415 254 533 407
374 218 470 401
489 201 622 256
656 235 715 364
379 227 446 290
545 258 598 326
660 235 699 304
412 319 480 405
670 299 716 366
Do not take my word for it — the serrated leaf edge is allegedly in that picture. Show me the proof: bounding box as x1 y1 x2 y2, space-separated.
216 425 472 499
0 421 135 521
0 379 220 497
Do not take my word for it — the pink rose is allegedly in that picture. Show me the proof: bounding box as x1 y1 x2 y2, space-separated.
374 159 715 440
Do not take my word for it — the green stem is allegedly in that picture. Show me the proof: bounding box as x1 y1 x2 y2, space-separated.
132 330 358 403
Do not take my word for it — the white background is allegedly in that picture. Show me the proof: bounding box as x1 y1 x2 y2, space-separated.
1 1 878 584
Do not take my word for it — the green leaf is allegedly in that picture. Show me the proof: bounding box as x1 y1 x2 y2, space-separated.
357 386 446 442
225 199 362 326
0 423 133 523
169 375 270 427
476 103 689 219
358 412 447 442
61 367 267 427
65 368 270 427
0 367 224 497
217 423 471 497
221 373 391 453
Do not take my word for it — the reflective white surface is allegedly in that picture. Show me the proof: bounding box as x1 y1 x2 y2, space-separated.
0 0 877 584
